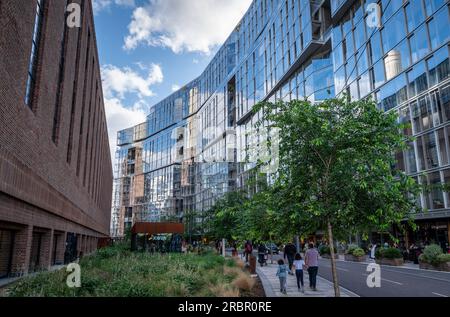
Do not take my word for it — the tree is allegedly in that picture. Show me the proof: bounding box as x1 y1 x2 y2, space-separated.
205 191 249 242
254 97 420 296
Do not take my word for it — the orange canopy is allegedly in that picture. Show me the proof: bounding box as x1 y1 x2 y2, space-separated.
131 222 184 235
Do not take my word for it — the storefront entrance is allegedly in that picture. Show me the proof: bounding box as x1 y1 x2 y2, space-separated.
408 220 449 252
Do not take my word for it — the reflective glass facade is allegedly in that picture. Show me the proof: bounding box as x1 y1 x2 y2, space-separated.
111 0 450 238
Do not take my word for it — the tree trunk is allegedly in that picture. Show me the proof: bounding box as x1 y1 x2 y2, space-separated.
327 221 341 297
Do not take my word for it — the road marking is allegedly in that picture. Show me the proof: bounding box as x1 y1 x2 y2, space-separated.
362 273 403 285
319 262 349 272
381 278 403 285
381 268 450 284
336 267 349 272
432 292 448 297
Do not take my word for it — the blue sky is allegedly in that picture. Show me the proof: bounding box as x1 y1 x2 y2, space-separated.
91 0 252 160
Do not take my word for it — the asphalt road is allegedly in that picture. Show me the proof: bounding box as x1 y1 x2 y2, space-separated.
317 259 450 297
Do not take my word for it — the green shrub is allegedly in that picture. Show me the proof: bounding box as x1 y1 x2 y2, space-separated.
438 253 450 263
377 248 402 259
318 245 330 255
421 244 444 266
352 248 365 257
7 244 240 297
346 244 358 255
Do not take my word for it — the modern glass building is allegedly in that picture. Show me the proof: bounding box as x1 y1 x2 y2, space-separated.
112 0 450 249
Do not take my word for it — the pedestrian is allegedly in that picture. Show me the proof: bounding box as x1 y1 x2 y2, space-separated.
257 243 267 267
370 243 377 260
283 241 297 275
293 253 305 293
244 240 253 263
276 259 289 294
305 243 319 291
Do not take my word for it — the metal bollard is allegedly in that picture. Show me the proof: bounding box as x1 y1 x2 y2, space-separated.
249 255 257 274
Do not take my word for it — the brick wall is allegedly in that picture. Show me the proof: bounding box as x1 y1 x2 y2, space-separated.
0 0 112 276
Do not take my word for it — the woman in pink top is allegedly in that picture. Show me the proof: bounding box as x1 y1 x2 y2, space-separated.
305 243 319 291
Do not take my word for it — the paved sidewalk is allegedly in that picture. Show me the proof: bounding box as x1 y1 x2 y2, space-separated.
256 262 356 297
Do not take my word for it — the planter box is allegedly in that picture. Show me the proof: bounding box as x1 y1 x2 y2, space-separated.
440 261 450 272
321 254 339 259
419 261 450 272
375 258 404 266
345 254 366 262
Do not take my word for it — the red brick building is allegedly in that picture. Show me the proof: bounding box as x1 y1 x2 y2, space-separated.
0 0 112 278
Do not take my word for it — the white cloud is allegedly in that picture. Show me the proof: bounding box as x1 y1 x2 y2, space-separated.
171 84 181 92
92 0 135 14
101 63 163 99
101 63 163 161
192 58 199 64
104 97 147 161
123 0 252 54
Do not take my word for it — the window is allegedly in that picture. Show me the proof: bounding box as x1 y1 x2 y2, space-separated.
384 39 410 81
372 59 385 89
412 96 433 133
428 7 450 50
424 0 447 17
334 65 346 94
382 9 406 53
345 32 355 60
357 48 369 76
407 61 428 97
437 128 449 166
358 71 371 98
379 73 407 111
25 0 45 107
399 106 412 136
405 141 417 173
332 25 342 48
427 171 445 209
346 56 357 83
353 21 366 50
409 24 430 63
333 43 344 70
370 31 383 64
428 45 450 87
381 0 404 23
405 0 425 33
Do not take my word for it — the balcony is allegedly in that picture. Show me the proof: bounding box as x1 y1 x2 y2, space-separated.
331 0 358 24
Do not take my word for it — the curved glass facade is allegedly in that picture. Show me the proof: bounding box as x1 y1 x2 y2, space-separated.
111 0 450 240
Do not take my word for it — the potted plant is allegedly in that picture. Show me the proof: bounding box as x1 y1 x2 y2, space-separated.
344 246 366 262
318 245 339 259
418 244 450 272
375 247 404 266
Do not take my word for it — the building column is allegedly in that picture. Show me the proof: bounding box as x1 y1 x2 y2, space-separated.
76 234 82 258
11 225 32 276
41 229 54 270
87 236 92 254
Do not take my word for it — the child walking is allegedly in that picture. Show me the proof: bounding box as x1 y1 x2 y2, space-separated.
276 259 289 294
293 253 305 293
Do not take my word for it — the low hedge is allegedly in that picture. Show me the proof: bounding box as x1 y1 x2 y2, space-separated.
345 245 365 257
376 247 402 259
318 245 331 255
419 244 449 266
351 248 366 257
